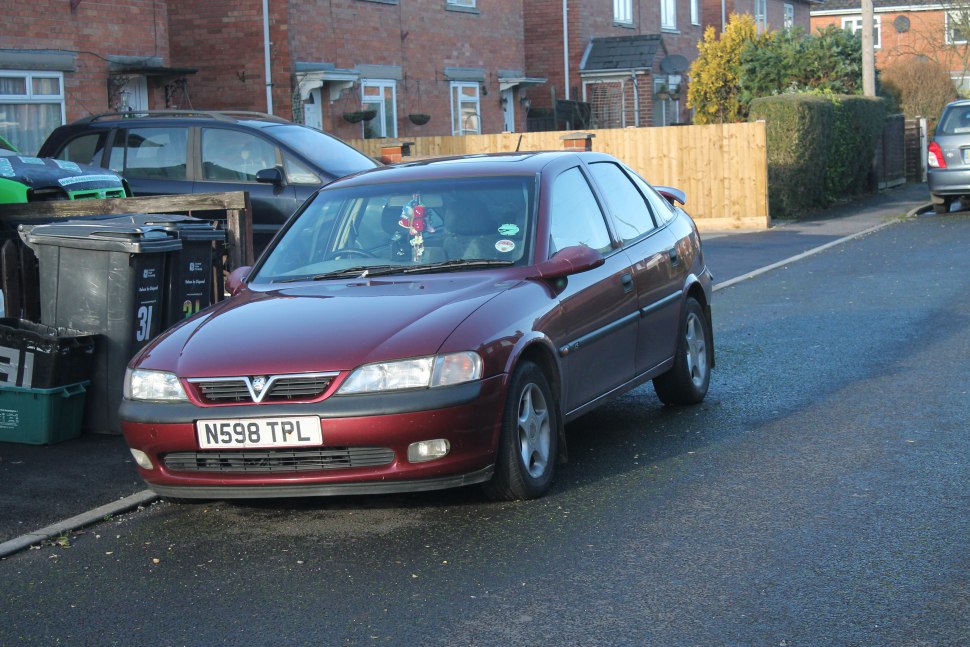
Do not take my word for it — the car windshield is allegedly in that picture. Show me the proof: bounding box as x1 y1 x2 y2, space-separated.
265 124 378 177
254 175 536 283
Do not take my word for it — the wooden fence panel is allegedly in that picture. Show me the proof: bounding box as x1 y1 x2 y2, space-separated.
348 122 770 231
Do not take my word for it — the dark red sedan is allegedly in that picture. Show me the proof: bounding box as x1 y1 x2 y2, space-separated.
120 151 714 501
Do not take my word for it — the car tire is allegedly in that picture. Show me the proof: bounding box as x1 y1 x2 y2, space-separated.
653 296 712 406
483 361 558 501
932 194 953 214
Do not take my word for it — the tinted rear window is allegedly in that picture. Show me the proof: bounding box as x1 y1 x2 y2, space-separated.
265 124 377 179
938 105 970 135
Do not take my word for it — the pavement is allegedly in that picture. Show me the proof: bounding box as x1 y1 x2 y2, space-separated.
0 181 935 558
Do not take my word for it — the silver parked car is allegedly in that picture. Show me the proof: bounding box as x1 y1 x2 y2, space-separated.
928 99 970 214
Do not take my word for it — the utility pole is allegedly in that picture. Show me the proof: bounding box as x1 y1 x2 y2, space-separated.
862 0 876 96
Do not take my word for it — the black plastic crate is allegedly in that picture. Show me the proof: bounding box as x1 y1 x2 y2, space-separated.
0 318 97 389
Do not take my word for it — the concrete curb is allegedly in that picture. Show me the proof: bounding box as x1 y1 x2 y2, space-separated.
0 489 158 558
714 202 931 293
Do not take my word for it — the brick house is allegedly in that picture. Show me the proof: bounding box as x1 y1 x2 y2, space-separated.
0 0 545 150
1 0 191 154
169 0 545 140
524 0 706 128
703 0 815 34
811 0 970 92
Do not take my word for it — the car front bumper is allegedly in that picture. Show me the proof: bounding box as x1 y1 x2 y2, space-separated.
121 375 507 498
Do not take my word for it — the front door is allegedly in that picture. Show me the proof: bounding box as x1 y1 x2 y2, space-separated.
546 166 638 414
502 88 515 132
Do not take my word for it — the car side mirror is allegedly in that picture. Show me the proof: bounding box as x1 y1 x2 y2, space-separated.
256 167 284 185
655 185 686 206
226 265 252 296
529 245 605 280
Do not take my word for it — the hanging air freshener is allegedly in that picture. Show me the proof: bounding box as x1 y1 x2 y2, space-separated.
398 194 434 261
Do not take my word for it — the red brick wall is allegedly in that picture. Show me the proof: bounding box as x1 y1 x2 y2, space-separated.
167 0 292 117
525 0 703 125
4 0 170 121
166 0 528 137
286 0 528 138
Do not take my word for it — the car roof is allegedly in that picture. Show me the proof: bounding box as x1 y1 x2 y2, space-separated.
66 110 291 129
328 151 610 187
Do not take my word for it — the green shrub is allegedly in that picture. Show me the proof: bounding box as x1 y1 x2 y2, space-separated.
750 93 886 218
826 95 886 199
750 94 834 218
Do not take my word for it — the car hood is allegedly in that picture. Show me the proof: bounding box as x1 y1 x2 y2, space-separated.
137 274 519 377
0 155 126 192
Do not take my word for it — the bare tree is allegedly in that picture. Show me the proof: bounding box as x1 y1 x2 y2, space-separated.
884 0 970 95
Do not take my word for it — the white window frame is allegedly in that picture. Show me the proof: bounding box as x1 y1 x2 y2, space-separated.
842 15 882 49
661 0 677 30
614 0 633 24
783 3 794 30
691 0 700 25
450 82 481 136
447 0 476 6
754 0 768 33
0 70 66 155
361 79 397 139
946 11 970 45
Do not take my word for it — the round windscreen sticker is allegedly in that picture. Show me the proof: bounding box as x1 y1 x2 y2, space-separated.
498 223 520 236
495 239 516 254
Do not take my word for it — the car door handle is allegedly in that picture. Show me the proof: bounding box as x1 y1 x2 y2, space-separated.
621 272 634 293
667 247 680 266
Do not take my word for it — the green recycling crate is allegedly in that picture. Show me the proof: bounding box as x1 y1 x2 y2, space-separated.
0 381 88 445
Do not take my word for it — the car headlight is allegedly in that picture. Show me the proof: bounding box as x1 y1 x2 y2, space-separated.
337 351 483 394
124 368 188 402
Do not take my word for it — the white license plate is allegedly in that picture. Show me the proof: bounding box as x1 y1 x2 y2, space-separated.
196 416 322 449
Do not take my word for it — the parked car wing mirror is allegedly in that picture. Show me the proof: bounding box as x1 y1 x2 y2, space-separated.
655 185 686 206
226 265 253 296
529 245 605 280
256 167 284 185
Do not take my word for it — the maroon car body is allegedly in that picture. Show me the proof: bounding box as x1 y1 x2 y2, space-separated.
120 151 714 500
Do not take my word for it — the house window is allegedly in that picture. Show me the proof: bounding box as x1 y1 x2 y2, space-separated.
784 3 794 29
447 0 476 7
754 0 767 32
614 0 633 24
451 82 481 135
0 71 65 155
361 79 397 139
946 12 970 45
843 16 881 49
691 0 700 25
661 0 676 30
653 76 681 127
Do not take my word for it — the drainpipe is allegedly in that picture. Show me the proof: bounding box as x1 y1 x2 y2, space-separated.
721 0 726 31
262 0 274 114
563 0 570 100
631 71 640 127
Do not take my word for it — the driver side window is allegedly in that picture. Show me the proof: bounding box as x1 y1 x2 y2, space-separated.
548 167 612 256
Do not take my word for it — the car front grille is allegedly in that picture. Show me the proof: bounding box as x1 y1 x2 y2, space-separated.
189 373 338 404
163 447 395 473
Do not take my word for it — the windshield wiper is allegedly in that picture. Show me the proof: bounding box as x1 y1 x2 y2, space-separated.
400 259 515 274
275 265 407 282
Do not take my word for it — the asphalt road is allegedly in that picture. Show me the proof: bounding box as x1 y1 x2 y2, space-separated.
2 210 968 646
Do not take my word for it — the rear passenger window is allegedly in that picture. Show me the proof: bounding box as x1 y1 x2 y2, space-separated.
113 127 188 180
55 133 106 166
548 167 612 256
588 162 657 243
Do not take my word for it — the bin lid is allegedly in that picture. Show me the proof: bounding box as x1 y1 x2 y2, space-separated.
21 220 183 254
101 214 226 242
